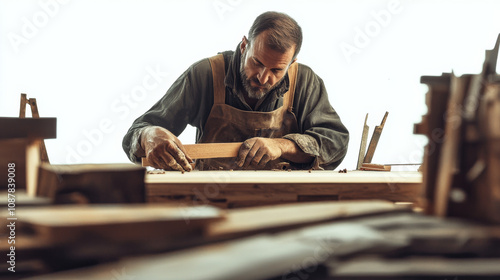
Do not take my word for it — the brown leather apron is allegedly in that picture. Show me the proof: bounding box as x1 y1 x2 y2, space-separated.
196 54 300 170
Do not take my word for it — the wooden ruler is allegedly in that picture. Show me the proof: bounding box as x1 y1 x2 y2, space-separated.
142 142 241 167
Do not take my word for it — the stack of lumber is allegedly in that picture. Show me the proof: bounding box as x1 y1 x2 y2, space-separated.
414 34 500 223
0 117 56 195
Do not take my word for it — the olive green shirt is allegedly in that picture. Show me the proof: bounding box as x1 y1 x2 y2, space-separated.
122 44 349 170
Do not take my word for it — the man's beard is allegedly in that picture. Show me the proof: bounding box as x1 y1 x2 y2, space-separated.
240 53 279 100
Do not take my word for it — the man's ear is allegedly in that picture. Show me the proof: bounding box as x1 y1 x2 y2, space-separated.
240 36 248 53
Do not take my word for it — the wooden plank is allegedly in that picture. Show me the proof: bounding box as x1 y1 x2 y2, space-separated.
11 204 224 244
415 73 451 214
145 170 422 184
356 114 369 169
434 74 470 216
23 234 325 280
363 112 388 163
0 117 57 139
37 163 146 203
19 93 28 118
0 138 41 194
145 171 423 208
207 200 409 239
329 257 500 277
142 142 242 167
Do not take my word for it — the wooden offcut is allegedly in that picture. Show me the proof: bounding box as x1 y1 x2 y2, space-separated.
0 117 56 195
37 163 146 203
360 163 391 171
363 112 388 164
142 142 242 167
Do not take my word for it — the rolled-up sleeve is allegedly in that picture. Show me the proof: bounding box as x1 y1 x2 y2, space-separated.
122 59 214 163
285 64 349 170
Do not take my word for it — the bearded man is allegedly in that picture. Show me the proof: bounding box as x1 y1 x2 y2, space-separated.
123 11 349 171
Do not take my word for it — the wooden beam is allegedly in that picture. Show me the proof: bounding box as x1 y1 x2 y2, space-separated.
142 142 241 167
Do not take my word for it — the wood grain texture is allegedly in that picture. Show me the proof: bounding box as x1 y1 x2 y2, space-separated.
142 142 242 166
37 163 146 203
145 171 423 208
11 204 224 244
0 138 41 194
207 200 409 239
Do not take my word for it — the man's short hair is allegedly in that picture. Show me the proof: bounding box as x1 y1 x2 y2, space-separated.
247 11 303 61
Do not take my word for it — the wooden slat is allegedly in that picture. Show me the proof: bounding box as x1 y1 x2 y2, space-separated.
142 142 242 167
207 200 408 239
357 114 369 169
363 112 388 163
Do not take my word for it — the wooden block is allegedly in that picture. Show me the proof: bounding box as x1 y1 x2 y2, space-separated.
0 117 56 139
360 163 391 171
0 138 41 195
37 163 146 203
142 142 242 167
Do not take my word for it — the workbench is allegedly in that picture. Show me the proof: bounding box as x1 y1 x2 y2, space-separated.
146 170 423 208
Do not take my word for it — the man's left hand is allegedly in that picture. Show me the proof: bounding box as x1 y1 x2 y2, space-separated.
236 137 285 168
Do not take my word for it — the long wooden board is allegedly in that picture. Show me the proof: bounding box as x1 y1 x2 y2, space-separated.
142 142 242 167
12 204 224 244
145 171 423 208
207 200 409 239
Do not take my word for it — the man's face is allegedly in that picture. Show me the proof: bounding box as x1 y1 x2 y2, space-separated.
239 31 296 100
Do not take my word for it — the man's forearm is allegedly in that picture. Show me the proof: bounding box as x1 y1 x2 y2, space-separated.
277 138 314 164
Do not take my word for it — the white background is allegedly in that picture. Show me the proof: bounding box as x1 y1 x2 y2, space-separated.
1 0 499 170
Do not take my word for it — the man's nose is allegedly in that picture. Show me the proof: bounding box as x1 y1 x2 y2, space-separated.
257 68 272 85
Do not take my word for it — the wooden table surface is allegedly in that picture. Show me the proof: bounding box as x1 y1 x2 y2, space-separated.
146 171 423 208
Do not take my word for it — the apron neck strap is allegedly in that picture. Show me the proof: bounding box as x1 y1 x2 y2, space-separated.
209 53 299 111
208 54 226 104
283 62 298 112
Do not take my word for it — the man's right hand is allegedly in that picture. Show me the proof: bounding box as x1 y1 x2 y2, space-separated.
140 126 193 171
